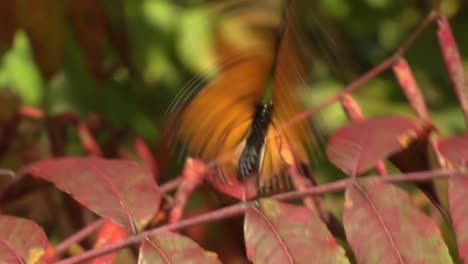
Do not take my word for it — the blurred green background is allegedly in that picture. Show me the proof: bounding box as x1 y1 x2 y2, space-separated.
0 0 467 183
1 0 466 140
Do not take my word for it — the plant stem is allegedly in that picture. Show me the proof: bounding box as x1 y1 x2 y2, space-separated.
55 219 104 256
54 177 181 256
159 177 182 193
284 10 438 133
56 168 456 264
206 10 439 171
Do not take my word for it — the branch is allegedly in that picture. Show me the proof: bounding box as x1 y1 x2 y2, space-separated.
284 10 438 133
0 169 15 178
55 219 104 255
56 168 456 264
206 10 439 170
54 177 182 256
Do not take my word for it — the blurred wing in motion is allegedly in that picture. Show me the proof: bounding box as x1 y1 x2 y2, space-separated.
164 0 317 198
259 1 316 194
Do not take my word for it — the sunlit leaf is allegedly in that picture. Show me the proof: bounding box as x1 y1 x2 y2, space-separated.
343 180 452 264
28 157 161 232
2 32 44 105
138 231 221 264
244 198 350 264
0 215 48 264
91 220 129 264
327 116 425 176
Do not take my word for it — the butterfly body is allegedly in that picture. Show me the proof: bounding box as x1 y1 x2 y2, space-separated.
164 0 316 199
238 102 273 182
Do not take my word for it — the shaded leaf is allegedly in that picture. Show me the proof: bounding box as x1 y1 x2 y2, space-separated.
327 116 425 176
389 127 440 204
0 0 16 56
244 198 349 264
436 133 468 167
29 157 161 232
91 220 129 264
68 0 109 79
448 173 468 262
18 0 66 79
139 231 221 264
0 215 48 264
343 180 452 264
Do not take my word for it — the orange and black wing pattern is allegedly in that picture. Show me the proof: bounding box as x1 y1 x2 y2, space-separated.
166 0 316 199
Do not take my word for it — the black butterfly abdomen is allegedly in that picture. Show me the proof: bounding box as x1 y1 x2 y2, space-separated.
237 103 273 182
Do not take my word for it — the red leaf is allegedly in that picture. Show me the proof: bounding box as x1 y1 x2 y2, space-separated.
343 181 452 263
436 133 468 167
139 231 221 264
0 215 48 264
437 16 468 123
28 157 161 232
170 158 205 223
133 137 159 182
204 168 250 200
327 116 425 176
392 58 431 122
340 94 388 176
448 174 468 262
91 220 129 264
244 198 349 264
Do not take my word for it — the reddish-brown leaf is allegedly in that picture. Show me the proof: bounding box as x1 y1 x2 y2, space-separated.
134 137 159 182
170 158 205 223
327 116 425 176
68 0 109 79
392 58 431 122
436 133 468 167
388 127 440 204
0 0 16 56
17 0 66 79
340 94 388 176
448 173 468 262
138 231 221 264
343 180 452 264
244 198 349 264
0 215 48 264
91 220 129 264
28 157 161 232
437 16 468 123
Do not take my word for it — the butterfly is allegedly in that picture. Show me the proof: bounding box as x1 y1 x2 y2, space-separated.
163 0 319 199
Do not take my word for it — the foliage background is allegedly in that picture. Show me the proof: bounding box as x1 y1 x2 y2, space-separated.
0 0 467 262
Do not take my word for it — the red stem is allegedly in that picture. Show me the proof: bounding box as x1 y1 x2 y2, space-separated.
77 123 103 156
392 58 431 122
55 219 104 256
54 177 182 256
57 168 456 264
437 16 468 126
